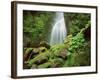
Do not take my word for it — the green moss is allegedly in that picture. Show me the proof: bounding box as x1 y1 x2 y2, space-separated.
38 58 64 68
27 51 50 66
24 48 33 54
25 26 91 68
23 48 33 62
38 62 51 68
38 47 47 53
50 44 66 56
63 41 91 67
31 64 37 69
23 12 91 69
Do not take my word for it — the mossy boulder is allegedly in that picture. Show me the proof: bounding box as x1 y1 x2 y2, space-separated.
27 51 50 66
37 62 51 68
23 62 31 69
32 47 47 54
38 47 47 53
49 44 67 59
39 41 50 49
37 58 64 68
23 48 33 61
34 57 48 65
58 49 68 59
24 47 47 61
31 64 37 69
64 34 73 44
50 58 64 68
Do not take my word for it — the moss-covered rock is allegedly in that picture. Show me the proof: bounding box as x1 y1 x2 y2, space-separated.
23 48 33 61
31 64 37 69
50 44 66 56
58 49 68 59
37 62 51 68
27 51 50 66
23 62 31 69
38 47 47 53
37 58 64 68
39 41 51 49
24 46 47 61
50 58 64 67
33 47 47 53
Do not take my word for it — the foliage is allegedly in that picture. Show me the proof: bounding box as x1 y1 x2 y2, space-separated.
23 11 55 47
63 41 91 67
26 51 50 67
37 62 51 68
23 11 91 69
63 25 90 67
49 44 66 57
65 13 90 35
24 26 90 68
67 33 85 54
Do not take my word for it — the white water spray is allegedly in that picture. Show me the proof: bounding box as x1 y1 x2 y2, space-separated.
50 12 67 45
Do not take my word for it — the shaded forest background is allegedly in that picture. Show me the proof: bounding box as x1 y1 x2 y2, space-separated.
23 10 91 69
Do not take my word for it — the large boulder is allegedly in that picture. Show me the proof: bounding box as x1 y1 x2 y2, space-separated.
39 41 50 49
37 62 51 68
58 49 68 59
31 64 37 69
24 47 47 62
50 58 64 68
23 48 33 61
34 56 48 65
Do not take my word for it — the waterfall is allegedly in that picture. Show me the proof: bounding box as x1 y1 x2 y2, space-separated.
50 12 67 45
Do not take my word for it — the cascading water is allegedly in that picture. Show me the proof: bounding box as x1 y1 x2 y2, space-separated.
50 12 67 45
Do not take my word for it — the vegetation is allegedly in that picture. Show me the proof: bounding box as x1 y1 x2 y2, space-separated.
23 11 91 69
23 11 55 47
